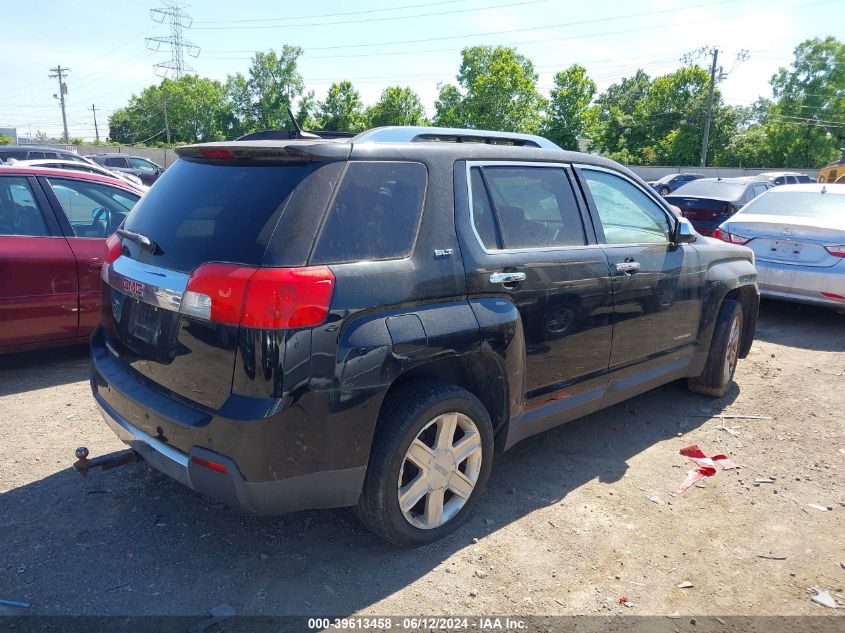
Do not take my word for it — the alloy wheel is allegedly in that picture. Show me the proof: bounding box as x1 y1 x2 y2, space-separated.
397 412 483 530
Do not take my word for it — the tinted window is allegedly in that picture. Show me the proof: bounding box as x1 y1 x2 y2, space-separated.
0 177 50 237
796 175 814 183
129 157 158 172
28 151 46 160
46 178 139 238
311 162 426 264
105 157 127 168
469 167 499 249
583 169 672 244
672 180 746 198
473 165 585 249
124 160 325 272
0 150 27 161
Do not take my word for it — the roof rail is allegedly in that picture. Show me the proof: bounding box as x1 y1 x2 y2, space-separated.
352 126 561 149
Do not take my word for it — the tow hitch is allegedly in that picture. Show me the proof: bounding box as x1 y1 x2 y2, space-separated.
73 446 141 477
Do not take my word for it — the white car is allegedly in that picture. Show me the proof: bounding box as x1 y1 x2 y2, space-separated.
715 184 845 309
9 159 148 191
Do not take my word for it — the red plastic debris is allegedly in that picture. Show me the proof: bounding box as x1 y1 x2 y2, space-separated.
676 444 741 493
619 596 630 605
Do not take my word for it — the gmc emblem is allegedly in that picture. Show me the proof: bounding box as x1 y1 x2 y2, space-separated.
122 278 145 297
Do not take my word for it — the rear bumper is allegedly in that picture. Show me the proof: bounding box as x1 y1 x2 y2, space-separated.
90 327 366 515
757 258 845 307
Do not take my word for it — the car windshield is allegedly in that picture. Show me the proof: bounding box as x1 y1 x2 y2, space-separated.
740 190 844 221
673 180 746 198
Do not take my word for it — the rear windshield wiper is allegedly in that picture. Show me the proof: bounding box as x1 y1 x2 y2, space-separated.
117 228 160 254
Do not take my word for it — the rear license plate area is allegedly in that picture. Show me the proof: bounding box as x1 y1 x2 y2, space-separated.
129 300 163 345
771 240 802 259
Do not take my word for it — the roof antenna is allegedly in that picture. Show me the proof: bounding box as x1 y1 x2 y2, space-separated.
287 107 319 140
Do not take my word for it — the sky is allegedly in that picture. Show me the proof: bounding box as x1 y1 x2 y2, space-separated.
1 0 842 141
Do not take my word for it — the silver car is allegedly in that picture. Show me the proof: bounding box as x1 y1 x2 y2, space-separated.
714 184 845 308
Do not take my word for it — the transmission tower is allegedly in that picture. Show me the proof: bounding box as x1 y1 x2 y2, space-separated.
145 1 200 78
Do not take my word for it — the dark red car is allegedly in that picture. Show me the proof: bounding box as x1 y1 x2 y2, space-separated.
0 166 144 353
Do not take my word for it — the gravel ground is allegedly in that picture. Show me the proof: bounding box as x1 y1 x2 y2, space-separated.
0 300 843 621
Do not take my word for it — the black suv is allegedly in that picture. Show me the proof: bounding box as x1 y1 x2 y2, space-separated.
89 126 759 545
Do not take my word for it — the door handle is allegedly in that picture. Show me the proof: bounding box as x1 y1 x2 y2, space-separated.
489 271 527 284
615 262 641 273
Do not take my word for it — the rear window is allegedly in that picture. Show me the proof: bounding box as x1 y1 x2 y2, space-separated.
740 190 844 222
673 180 746 198
310 161 427 264
123 159 326 272
0 150 27 161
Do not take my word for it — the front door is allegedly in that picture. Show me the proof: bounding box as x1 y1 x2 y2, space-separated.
457 161 613 422
577 166 702 406
0 175 78 349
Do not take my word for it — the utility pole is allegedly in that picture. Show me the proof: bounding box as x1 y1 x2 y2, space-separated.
163 100 171 144
91 104 100 142
49 65 70 144
700 48 719 167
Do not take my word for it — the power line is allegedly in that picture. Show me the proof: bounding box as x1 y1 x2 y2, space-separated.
193 0 549 30
145 1 200 78
193 0 465 24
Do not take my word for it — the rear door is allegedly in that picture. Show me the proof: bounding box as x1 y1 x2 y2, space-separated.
0 175 78 348
39 176 141 336
458 161 613 416
577 166 701 406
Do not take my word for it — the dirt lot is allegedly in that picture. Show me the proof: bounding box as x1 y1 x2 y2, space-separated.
1 300 843 621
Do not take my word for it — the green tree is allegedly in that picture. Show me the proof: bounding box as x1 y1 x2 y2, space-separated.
587 70 652 158
108 75 232 145
433 83 465 127
295 90 320 130
541 65 596 150
366 86 427 127
434 46 545 132
318 81 366 132
763 37 845 168
0 134 12 145
225 46 305 135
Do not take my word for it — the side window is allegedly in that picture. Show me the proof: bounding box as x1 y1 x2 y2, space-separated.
28 151 46 160
476 165 585 249
45 178 139 238
469 167 500 250
105 157 126 168
753 183 768 198
0 177 51 237
129 157 157 172
582 168 672 244
311 162 427 264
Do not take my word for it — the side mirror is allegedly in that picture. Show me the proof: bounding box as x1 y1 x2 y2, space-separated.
674 216 697 244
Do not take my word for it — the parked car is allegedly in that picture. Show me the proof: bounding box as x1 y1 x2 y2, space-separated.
758 171 815 186
715 183 845 309
648 173 704 196
11 159 147 190
0 166 143 353
0 144 97 165
818 148 845 184
665 177 775 235
91 153 163 186
87 126 758 546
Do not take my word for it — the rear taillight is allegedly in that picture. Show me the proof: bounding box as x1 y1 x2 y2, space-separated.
180 264 335 329
104 233 121 264
713 228 752 245
824 245 845 258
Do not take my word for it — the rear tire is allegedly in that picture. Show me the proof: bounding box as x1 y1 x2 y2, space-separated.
356 381 494 546
687 299 743 397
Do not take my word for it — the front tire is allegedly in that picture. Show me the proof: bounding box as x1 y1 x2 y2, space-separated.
356 381 494 546
687 299 743 397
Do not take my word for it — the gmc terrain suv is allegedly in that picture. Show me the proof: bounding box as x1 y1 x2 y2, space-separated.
89 126 759 545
